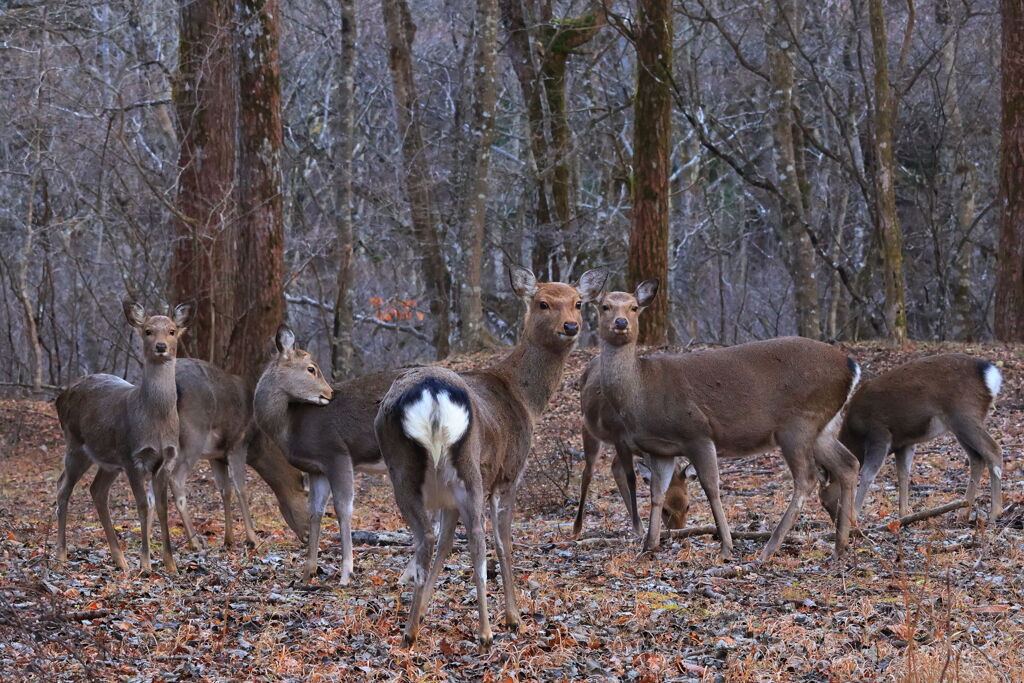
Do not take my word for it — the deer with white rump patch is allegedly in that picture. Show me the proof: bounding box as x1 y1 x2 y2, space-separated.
55 301 193 573
254 326 402 585
593 280 861 561
374 266 606 649
840 353 1004 520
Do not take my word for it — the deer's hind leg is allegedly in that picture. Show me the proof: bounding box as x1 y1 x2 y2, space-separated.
56 445 93 563
611 443 644 538
89 467 127 571
491 489 522 631
762 425 819 561
226 442 258 546
952 416 1003 520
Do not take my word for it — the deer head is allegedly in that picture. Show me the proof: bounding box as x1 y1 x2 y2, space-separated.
123 300 193 363
266 325 334 405
595 279 658 347
510 265 606 353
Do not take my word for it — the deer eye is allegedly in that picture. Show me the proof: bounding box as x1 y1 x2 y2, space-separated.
631 306 639 312
144 329 152 336
307 366 316 375
538 301 549 310
601 305 610 311
575 301 582 309
169 329 176 336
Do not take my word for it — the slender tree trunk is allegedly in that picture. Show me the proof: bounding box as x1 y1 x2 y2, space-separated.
331 0 357 380
766 0 821 338
458 0 499 351
628 0 672 345
868 0 908 343
230 0 285 383
173 0 238 363
382 0 451 359
995 0 1024 341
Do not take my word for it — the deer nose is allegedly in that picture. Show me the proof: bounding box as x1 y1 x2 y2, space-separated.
562 322 579 336
155 342 168 353
614 318 628 330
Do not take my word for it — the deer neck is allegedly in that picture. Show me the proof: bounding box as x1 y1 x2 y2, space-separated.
493 337 573 420
138 358 178 422
597 340 643 416
253 376 291 449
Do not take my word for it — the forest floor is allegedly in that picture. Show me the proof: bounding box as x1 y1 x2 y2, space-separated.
1 341 1023 681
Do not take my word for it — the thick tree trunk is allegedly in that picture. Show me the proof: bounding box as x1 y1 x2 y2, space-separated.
382 0 451 359
331 0 357 380
868 0 908 343
995 0 1024 341
172 0 238 363
231 0 285 384
628 0 672 345
457 0 499 352
767 0 821 339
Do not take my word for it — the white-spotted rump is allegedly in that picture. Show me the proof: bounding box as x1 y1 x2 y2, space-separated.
983 363 1002 401
400 388 470 468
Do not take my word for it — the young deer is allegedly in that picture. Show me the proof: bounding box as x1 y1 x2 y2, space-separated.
375 266 606 650
253 326 399 585
573 356 691 537
167 359 309 549
55 301 193 573
840 353 1003 520
594 281 861 561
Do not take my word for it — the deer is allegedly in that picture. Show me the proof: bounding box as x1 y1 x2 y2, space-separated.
253 326 401 585
165 359 309 550
55 301 193 573
840 353 1003 521
374 265 606 650
573 356 692 537
592 280 861 562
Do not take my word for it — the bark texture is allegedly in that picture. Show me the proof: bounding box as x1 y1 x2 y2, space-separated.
627 0 672 345
172 0 238 363
382 0 451 359
995 0 1024 341
868 0 908 343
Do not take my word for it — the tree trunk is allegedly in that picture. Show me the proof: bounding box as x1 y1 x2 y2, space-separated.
172 0 238 363
382 0 451 359
995 0 1024 341
457 0 499 351
766 0 821 338
331 0 357 380
230 0 285 384
868 0 908 343
628 0 672 345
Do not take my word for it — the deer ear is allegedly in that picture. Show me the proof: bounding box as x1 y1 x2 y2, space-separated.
172 302 194 329
635 279 659 309
122 300 146 328
275 325 296 356
508 265 538 299
575 269 607 302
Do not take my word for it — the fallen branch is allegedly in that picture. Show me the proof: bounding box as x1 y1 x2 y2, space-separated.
662 525 775 541
868 499 968 533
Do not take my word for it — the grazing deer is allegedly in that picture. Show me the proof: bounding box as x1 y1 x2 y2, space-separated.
593 281 861 562
55 301 193 573
167 359 309 549
375 266 606 650
840 353 1003 520
573 357 691 537
253 326 400 585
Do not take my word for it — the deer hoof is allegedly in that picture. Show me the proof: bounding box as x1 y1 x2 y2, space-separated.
402 633 417 648
478 634 493 652
505 614 523 633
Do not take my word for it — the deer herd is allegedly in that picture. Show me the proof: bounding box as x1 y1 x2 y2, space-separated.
52 267 1005 650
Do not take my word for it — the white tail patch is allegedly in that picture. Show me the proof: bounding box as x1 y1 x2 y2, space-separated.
848 359 862 399
983 364 1002 400
400 388 470 468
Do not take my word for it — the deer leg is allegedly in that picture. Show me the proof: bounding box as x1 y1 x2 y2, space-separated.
953 418 1003 521
418 507 459 616
169 466 201 551
394 488 435 647
209 459 235 548
893 445 915 519
572 428 601 538
611 443 644 538
491 491 522 632
814 438 860 557
300 474 331 583
123 466 153 572
642 454 677 554
56 446 93 563
88 468 127 571
153 463 177 575
327 458 356 586
227 444 258 546
854 434 891 515
683 440 733 561
761 432 817 562
456 486 492 651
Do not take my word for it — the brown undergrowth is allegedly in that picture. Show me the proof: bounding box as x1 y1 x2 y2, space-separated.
1 342 1022 680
